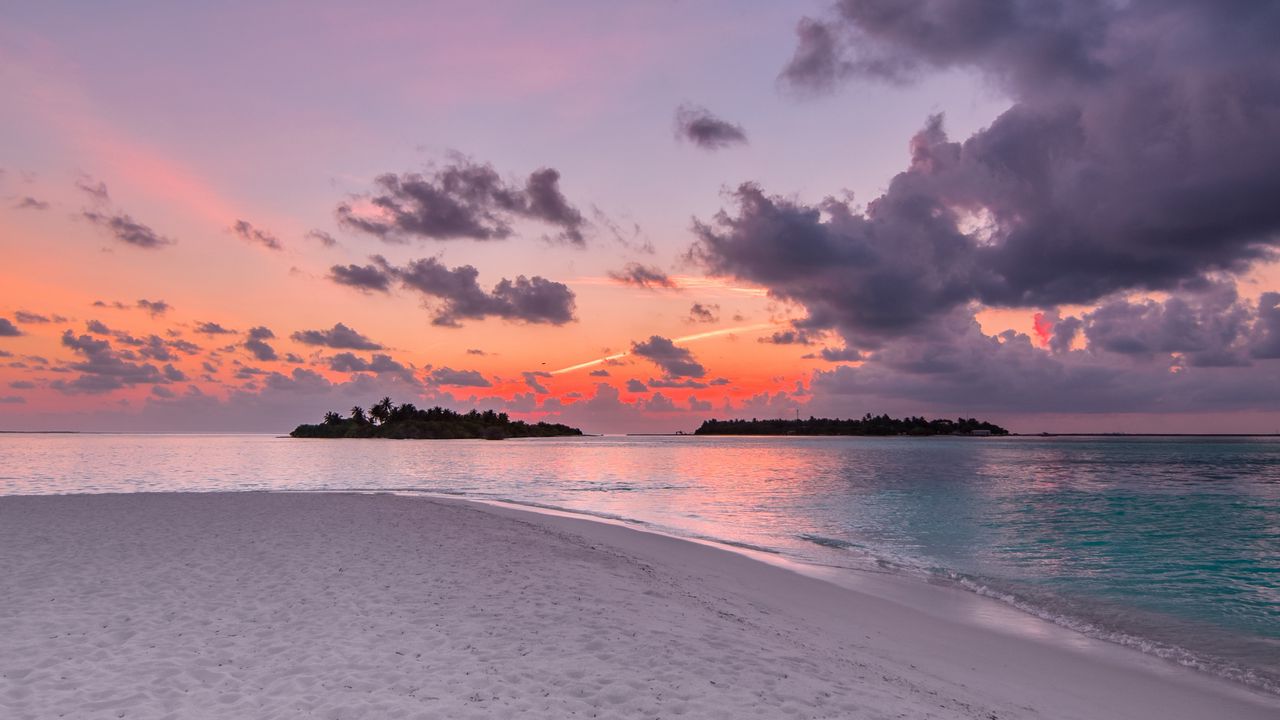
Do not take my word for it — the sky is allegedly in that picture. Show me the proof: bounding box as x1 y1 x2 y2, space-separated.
1 0 1278 434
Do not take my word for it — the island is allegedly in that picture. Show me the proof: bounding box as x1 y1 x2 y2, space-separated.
694 414 1009 436
291 398 583 440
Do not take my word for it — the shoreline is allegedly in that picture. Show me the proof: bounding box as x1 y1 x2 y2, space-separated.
2 491 1276 719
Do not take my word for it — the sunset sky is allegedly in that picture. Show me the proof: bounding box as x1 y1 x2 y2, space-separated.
2 0 1279 433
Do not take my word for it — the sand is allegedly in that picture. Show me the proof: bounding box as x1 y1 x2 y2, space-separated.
0 492 1274 719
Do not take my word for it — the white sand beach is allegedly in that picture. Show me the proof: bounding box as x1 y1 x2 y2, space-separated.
0 492 1275 719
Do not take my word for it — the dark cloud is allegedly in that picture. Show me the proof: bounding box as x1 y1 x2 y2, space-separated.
306 229 338 247
136 299 170 317
703 2 1280 353
466 348 488 356
289 322 383 350
760 330 818 345
804 293 1280 420
393 257 576 327
15 196 49 210
195 321 235 335
86 320 111 335
231 220 283 251
631 336 706 379
625 379 648 392
819 346 863 362
13 311 67 324
608 263 676 290
0 319 24 337
0 396 25 404
337 158 587 245
1078 282 1252 368
329 261 393 293
9 380 36 389
522 371 551 394
244 326 278 362
428 367 492 388
82 211 174 249
326 352 416 383
648 377 708 389
1253 293 1280 359
589 369 610 377
688 303 720 323
674 104 748 149
53 330 168 394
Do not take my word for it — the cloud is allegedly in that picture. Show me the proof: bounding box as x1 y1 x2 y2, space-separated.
702 2 1280 354
244 326 278 362
0 319 24 337
326 352 417 384
231 220 283 251
608 263 676 290
329 261 394 293
290 323 383 350
625 378 648 392
86 320 111 334
393 257 576 327
195 321 235 335
589 369 610 377
674 104 748 149
9 380 36 389
15 196 49 210
13 311 67 324
466 348 487 356
337 157 587 245
688 303 720 323
428 367 492 388
631 336 706 378
75 176 110 203
0 396 25 404
136 299 170 317
1254 293 1280 359
52 330 168 394
82 210 174 249
518 370 551 394
306 229 338 247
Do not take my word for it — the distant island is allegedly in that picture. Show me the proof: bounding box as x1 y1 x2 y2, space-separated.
694 414 1009 437
291 398 583 440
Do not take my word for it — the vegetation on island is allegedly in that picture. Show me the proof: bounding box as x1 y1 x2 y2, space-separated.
694 414 1009 437
291 397 583 440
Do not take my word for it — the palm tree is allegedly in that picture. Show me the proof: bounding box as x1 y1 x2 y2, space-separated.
370 397 394 425
350 406 367 424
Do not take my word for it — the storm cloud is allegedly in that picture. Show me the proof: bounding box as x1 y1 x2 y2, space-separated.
0 319 22 337
697 1 1280 352
337 158 587 245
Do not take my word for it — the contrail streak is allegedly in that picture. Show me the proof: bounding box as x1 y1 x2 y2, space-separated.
549 323 778 375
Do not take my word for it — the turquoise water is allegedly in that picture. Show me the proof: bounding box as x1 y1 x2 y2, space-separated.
1 433 1277 692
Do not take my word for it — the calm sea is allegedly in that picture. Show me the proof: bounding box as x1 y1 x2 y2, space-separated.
2 433 1277 693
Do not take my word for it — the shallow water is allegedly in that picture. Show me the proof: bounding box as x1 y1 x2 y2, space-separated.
2 433 1277 692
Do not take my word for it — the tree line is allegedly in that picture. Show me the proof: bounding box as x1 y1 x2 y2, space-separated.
694 414 1009 436
291 397 583 440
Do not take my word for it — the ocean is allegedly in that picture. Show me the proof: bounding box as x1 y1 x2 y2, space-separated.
2 433 1277 693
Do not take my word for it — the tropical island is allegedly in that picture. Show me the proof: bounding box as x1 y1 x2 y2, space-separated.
694 414 1009 436
291 398 583 440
